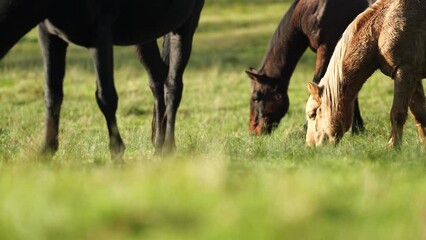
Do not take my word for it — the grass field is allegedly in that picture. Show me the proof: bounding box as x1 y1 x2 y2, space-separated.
1 0 426 239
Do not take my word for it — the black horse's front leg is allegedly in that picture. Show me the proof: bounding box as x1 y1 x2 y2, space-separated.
89 20 125 160
38 23 69 156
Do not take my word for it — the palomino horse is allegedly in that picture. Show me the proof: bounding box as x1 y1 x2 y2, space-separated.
246 0 375 135
305 0 426 148
0 0 204 158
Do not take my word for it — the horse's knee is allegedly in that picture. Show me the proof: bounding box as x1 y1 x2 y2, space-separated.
165 80 183 104
45 92 63 115
95 89 118 115
149 81 165 97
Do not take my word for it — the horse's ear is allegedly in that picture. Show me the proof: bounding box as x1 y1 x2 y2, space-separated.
245 68 262 81
245 68 273 85
307 82 323 103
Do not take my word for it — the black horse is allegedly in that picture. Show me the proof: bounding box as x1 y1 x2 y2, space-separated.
0 0 204 158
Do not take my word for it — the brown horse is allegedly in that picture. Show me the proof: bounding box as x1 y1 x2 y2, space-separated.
305 0 426 148
246 0 375 135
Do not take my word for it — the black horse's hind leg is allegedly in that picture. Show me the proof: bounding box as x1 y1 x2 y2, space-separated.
38 23 69 155
161 33 187 153
313 44 365 134
137 6 202 154
162 20 200 153
89 19 125 160
136 42 168 153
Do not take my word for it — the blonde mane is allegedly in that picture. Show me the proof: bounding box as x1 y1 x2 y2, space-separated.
321 0 382 114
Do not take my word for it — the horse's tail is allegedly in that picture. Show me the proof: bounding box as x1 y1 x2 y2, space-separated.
0 0 50 59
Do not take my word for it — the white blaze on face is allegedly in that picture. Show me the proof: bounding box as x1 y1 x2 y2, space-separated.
305 95 320 146
305 82 329 146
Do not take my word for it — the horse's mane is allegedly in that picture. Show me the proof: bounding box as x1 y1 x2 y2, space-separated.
259 0 300 70
321 0 382 114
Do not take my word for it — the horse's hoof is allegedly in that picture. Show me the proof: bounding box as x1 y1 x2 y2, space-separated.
386 140 394 149
162 143 176 155
153 144 176 156
386 138 401 150
110 141 125 162
40 141 58 161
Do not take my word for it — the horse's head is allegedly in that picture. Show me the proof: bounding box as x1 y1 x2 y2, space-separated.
246 68 289 135
305 82 345 146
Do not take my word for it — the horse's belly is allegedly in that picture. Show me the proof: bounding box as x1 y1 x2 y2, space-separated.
111 20 184 45
111 0 197 45
44 0 197 47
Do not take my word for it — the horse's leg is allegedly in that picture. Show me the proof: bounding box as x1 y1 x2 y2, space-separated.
89 21 125 160
313 45 365 134
38 23 68 155
408 81 426 145
135 42 168 153
387 66 418 149
351 99 365 134
161 34 186 153
312 45 330 84
161 11 202 153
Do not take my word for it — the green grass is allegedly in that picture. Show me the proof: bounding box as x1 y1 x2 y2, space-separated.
1 0 426 239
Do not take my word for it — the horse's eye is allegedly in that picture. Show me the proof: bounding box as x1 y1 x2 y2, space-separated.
275 94 282 100
252 92 264 102
307 111 317 120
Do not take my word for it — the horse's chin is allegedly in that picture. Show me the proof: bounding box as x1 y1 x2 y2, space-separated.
313 132 341 146
249 121 263 135
306 136 325 147
249 118 275 135
305 140 315 147
316 132 329 145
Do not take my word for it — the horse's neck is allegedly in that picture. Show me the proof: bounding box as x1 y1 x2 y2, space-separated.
326 48 377 114
325 30 379 131
342 31 381 102
259 5 308 84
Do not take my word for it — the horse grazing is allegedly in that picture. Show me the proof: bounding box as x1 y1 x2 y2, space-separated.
305 0 426 148
246 0 375 135
0 0 204 158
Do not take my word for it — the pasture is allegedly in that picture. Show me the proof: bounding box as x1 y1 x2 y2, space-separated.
1 0 426 239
